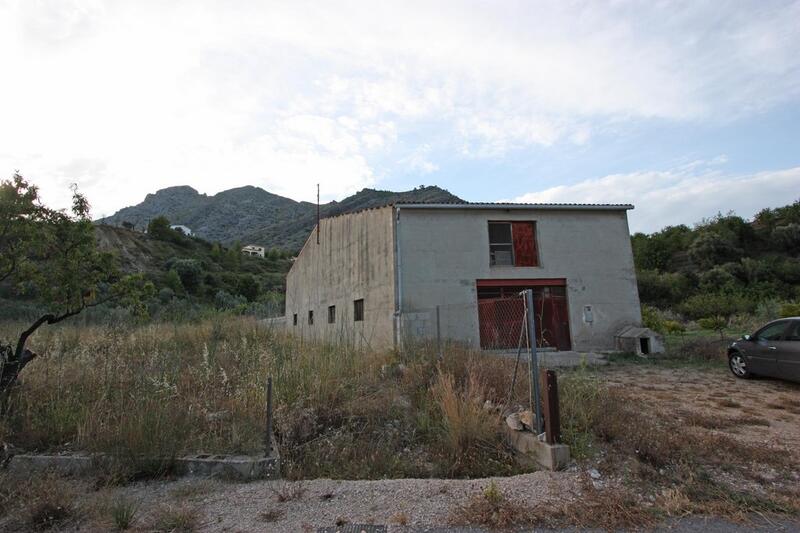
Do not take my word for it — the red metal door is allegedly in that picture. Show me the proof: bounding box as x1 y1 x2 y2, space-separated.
511 222 538 266
535 288 571 351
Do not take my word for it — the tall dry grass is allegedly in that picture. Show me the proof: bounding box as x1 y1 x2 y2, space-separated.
0 317 527 480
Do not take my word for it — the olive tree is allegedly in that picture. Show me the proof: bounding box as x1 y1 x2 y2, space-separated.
0 173 151 400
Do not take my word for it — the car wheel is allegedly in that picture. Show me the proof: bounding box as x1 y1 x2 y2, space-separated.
729 352 751 379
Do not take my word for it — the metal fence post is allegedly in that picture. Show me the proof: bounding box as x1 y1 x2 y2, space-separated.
265 376 273 457
436 305 442 360
524 289 543 435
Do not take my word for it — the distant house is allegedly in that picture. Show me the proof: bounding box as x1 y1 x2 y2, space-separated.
242 245 265 258
170 224 193 236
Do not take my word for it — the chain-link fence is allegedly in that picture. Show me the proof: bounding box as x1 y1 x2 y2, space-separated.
400 289 570 352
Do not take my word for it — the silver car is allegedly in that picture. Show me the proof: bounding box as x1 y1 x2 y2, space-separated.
728 318 800 381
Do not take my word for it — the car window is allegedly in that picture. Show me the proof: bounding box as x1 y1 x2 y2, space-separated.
786 321 800 341
756 320 789 341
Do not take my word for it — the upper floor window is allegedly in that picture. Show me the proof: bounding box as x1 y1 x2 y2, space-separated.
488 221 538 267
354 299 364 322
308 310 314 325
328 305 336 324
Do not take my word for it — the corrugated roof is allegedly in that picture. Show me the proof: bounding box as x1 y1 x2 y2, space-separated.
322 200 633 219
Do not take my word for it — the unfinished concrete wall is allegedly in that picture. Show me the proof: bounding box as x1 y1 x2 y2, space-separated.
396 207 641 352
284 206 396 348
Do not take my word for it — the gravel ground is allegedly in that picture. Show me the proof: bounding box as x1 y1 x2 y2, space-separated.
118 470 576 532
83 471 800 532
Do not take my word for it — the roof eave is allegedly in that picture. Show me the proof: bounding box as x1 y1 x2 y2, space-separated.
394 203 634 211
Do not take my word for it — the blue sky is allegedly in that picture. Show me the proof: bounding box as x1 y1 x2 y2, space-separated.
1 0 799 233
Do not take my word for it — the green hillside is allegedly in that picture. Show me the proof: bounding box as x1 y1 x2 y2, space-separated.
98 185 462 251
94 224 292 316
632 200 800 319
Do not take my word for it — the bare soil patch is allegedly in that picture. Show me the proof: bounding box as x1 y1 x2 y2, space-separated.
600 364 800 463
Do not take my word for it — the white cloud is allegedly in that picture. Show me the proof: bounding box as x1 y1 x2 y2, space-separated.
0 1 799 215
510 163 800 233
401 144 439 175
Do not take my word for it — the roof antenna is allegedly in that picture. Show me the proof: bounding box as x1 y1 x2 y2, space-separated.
316 183 320 245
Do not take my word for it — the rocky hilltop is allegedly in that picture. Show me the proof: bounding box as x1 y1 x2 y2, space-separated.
98 185 462 250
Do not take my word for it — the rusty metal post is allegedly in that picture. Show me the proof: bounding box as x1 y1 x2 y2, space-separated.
265 376 273 457
523 289 543 435
540 369 561 444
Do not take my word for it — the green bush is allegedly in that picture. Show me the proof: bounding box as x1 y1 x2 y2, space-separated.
679 293 752 321
663 320 686 335
779 303 800 318
167 258 203 293
773 223 800 254
641 305 666 334
688 231 741 270
699 266 738 292
637 269 692 308
214 290 246 311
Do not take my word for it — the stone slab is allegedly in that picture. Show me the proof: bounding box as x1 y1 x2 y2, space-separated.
502 425 570 471
5 437 281 481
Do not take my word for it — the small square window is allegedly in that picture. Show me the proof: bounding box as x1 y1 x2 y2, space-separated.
328 305 336 324
293 313 297 326
354 299 364 322
308 310 314 325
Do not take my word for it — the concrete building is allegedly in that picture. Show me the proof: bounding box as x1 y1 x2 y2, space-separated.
242 245 266 258
284 203 642 352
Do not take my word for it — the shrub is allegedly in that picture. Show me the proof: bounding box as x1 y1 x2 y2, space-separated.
167 259 203 293
636 270 692 308
688 231 741 270
164 269 184 293
641 305 666 334
699 266 738 292
697 316 727 339
110 498 138 530
780 302 800 318
157 287 175 303
431 369 497 467
235 274 260 302
147 217 188 245
678 293 751 321
559 369 604 458
663 320 685 335
773 223 800 254
452 481 522 529
150 504 198 532
214 290 246 311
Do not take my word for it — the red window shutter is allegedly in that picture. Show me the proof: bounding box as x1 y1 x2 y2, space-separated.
511 222 538 266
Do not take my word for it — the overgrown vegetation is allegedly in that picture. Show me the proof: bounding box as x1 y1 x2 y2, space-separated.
632 200 800 331
0 317 529 481
0 317 797 529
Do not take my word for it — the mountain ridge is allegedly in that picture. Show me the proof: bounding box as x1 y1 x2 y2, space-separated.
97 185 462 250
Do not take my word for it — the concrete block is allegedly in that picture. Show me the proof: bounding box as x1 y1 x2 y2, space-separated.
6 437 281 481
177 453 279 480
6 453 99 477
502 425 570 471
